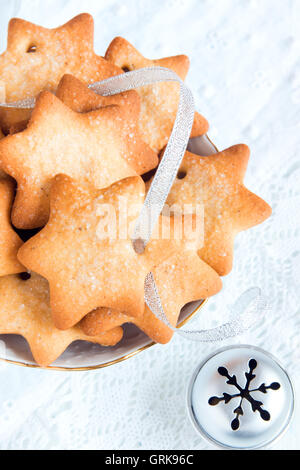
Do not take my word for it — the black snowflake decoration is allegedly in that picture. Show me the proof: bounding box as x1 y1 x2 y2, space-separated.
208 358 280 431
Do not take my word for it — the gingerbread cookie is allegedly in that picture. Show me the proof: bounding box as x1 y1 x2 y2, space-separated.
18 175 200 329
0 272 123 367
0 91 140 229
80 251 222 343
0 13 122 132
105 37 209 152
0 178 24 276
161 144 272 275
56 74 158 174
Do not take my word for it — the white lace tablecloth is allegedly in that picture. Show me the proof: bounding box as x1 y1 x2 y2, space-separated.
0 0 299 450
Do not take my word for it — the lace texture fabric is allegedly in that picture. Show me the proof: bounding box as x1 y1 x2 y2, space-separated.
0 0 299 450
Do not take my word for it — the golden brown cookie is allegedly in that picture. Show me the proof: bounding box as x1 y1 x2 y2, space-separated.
0 13 122 132
161 144 272 275
0 90 139 229
0 178 24 276
0 272 123 367
56 74 158 174
80 251 222 343
18 175 196 329
105 37 209 152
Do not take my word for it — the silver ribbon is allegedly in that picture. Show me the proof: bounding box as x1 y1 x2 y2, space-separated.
145 273 267 341
0 67 266 341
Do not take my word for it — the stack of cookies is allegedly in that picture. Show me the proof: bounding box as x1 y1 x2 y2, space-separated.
0 14 271 367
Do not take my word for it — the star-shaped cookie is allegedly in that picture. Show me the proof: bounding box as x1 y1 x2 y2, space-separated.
163 144 272 275
18 175 196 330
55 74 158 174
0 272 123 367
0 178 24 276
105 37 209 152
80 251 222 343
0 90 139 229
0 13 122 132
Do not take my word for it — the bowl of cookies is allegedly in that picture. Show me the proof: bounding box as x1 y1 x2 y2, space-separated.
0 14 271 370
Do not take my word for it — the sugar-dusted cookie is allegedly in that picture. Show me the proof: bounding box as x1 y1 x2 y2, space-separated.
0 91 140 229
18 175 197 330
56 74 158 174
0 272 123 367
105 37 209 152
80 251 222 343
162 144 272 275
0 178 24 276
0 14 122 132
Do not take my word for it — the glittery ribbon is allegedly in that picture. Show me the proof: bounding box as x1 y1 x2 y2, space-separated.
145 274 267 341
0 67 266 341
